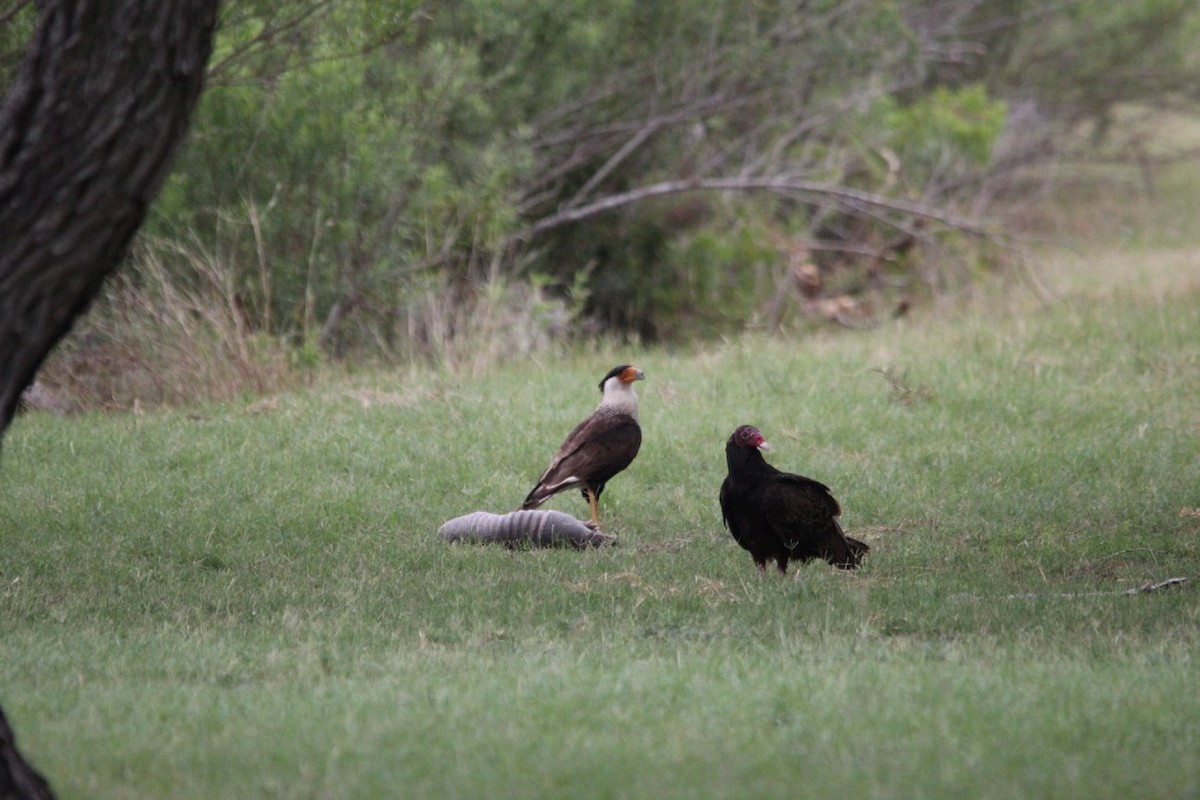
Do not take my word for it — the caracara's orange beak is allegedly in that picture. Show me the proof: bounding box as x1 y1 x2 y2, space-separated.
621 366 645 383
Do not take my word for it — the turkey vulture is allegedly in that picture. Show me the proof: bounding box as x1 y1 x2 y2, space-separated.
720 424 867 574
521 364 644 526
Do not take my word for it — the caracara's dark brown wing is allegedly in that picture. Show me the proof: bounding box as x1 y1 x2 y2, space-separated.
753 474 866 569
522 411 641 508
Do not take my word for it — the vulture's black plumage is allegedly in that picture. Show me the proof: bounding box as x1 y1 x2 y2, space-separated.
521 364 644 526
720 424 867 574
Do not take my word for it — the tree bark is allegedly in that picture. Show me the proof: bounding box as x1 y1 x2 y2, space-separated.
0 1 221 796
0 0 220 437
0 709 54 800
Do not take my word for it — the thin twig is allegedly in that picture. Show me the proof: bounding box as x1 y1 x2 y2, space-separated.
947 576 1192 602
0 0 32 29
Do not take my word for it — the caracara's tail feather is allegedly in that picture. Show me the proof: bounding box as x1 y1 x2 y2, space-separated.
520 488 545 510
520 478 576 511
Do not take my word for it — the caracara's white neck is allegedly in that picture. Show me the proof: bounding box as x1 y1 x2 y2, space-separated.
598 376 639 420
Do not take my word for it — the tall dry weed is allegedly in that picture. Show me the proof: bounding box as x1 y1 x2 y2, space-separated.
34 237 301 412
397 274 577 376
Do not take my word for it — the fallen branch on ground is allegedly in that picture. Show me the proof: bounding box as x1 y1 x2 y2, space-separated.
950 577 1190 602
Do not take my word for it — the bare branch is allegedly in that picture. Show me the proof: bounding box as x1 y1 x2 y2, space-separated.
562 122 664 210
207 1 334 84
515 176 992 242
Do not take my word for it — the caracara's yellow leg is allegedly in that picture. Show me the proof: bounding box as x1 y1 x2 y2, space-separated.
587 488 600 527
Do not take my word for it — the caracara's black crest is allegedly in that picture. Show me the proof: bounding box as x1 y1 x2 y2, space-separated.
719 424 867 574
521 364 645 526
599 364 634 391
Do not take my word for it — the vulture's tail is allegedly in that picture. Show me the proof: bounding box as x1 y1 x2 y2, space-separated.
825 533 869 570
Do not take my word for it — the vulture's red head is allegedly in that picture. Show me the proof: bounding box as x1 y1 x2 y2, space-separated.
729 424 771 451
599 364 645 391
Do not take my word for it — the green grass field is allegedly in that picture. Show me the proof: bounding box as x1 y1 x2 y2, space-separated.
3 167 1200 798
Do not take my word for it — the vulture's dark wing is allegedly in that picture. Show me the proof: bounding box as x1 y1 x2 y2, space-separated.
757 474 841 521
715 479 744 534
754 473 844 546
753 473 865 568
719 478 732 528
719 476 756 550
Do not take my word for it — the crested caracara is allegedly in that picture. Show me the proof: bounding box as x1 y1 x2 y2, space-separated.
521 364 644 526
720 424 867 574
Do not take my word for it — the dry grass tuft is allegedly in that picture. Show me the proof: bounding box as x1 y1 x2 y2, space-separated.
397 274 577 376
34 238 304 413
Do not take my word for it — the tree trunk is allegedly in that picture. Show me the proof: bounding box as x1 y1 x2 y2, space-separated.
0 0 220 437
0 1 221 796
0 709 54 800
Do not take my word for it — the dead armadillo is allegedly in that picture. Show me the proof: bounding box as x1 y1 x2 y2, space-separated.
437 509 617 549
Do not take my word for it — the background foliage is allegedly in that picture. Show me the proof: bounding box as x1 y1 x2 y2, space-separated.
3 0 1199 403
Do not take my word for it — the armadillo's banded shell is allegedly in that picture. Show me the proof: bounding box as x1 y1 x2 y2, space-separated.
437 510 616 548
